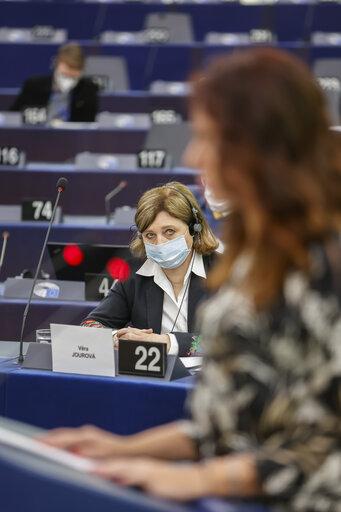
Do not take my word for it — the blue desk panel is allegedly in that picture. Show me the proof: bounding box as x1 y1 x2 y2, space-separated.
0 3 264 41
0 357 19 416
0 165 198 215
0 89 190 118
0 298 96 342
0 360 272 511
0 124 147 162
0 42 198 89
2 0 341 43
0 450 187 512
2 40 340 89
201 41 330 67
0 447 272 512
0 356 193 433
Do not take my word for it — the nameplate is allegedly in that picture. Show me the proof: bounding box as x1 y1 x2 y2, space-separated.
23 107 47 125
249 29 274 43
144 28 170 44
51 324 115 377
85 273 114 301
21 198 53 221
137 149 166 169
151 109 177 125
0 146 24 166
90 75 109 90
32 25 56 39
317 77 341 92
118 340 167 378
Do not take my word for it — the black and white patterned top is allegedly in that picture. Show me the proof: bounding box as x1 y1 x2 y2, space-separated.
182 237 341 511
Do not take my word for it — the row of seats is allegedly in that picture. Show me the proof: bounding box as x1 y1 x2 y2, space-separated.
2 43 341 88
4 25 341 46
1 57 341 122
2 1 341 42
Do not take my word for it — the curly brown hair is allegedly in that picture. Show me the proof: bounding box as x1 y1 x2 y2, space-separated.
191 48 341 309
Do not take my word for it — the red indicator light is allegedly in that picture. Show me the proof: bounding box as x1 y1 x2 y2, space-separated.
106 258 130 281
63 245 84 266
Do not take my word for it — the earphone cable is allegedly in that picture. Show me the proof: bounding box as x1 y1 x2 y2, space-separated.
170 252 196 333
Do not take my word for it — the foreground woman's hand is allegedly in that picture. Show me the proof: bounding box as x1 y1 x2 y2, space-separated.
37 425 128 459
93 458 209 501
38 422 198 463
92 454 262 500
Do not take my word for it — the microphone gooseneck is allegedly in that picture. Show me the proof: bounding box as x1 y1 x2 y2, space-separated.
17 177 68 363
0 231 10 276
105 181 127 224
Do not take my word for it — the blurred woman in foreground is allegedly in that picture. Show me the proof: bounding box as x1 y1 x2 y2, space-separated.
41 49 341 510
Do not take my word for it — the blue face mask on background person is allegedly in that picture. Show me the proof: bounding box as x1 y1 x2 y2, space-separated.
144 235 191 269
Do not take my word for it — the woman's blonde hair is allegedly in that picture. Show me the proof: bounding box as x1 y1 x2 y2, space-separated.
130 182 218 258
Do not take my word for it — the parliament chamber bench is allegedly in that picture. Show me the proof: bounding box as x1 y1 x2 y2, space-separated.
2 41 341 90
0 89 190 119
2 1 341 43
0 165 198 215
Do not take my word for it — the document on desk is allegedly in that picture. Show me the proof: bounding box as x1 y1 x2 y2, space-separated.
0 426 95 472
51 323 115 377
180 356 202 374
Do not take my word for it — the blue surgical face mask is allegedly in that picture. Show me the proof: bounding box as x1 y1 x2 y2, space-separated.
144 235 191 269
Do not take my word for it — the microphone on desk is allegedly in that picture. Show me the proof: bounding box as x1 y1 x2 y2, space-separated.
105 181 127 224
17 177 68 364
0 231 10 277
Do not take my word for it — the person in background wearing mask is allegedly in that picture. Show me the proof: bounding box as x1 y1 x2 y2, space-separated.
199 176 230 247
10 42 98 123
202 176 230 220
82 182 218 357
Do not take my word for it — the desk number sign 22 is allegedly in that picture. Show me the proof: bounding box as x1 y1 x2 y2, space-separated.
118 340 167 378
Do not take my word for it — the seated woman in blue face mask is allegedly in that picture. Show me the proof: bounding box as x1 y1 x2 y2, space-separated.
82 182 219 356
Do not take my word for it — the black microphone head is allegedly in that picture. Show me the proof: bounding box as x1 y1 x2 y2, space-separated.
57 177 68 191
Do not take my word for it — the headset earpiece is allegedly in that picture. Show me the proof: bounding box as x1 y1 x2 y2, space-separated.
166 186 202 244
137 231 143 239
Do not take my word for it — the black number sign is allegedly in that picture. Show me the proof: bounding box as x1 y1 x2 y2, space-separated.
151 110 177 125
32 25 56 39
23 107 47 125
145 28 169 44
0 146 23 166
22 199 53 221
85 273 114 301
137 149 166 169
118 340 167 378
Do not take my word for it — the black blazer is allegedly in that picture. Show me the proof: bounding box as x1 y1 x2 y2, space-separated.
83 254 215 356
10 74 98 122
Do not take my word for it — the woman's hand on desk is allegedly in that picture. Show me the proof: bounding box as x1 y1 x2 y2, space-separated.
92 454 262 500
115 327 171 351
38 425 129 459
113 327 153 347
92 458 208 500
